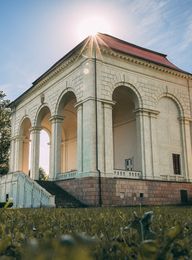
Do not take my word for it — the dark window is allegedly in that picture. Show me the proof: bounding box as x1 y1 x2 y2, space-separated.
140 193 144 198
172 154 181 175
180 190 188 204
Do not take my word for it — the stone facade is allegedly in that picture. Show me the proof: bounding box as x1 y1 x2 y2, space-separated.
9 33 192 206
56 177 192 206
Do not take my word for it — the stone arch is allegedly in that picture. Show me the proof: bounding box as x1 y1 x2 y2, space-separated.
54 88 78 115
34 104 52 130
111 82 143 108
112 85 141 171
18 115 32 135
156 95 183 177
18 116 32 175
156 92 184 117
55 90 77 173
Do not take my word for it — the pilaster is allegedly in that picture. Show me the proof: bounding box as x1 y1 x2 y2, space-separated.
82 99 97 175
49 115 64 180
30 127 41 180
102 101 114 176
76 104 83 173
22 136 30 174
14 135 23 171
135 108 159 178
9 137 15 172
179 117 192 180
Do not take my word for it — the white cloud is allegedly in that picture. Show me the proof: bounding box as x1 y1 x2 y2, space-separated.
180 15 192 50
116 0 191 68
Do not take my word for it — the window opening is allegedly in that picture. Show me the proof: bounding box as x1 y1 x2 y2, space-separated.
172 154 181 175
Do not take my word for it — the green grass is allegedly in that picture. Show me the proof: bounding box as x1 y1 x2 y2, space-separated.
0 206 192 259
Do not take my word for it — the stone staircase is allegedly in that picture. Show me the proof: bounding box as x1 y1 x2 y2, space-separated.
0 173 55 208
36 181 86 208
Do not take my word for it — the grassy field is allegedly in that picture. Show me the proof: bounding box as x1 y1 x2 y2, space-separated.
0 206 192 259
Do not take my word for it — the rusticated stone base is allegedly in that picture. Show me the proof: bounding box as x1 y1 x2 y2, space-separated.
56 177 192 206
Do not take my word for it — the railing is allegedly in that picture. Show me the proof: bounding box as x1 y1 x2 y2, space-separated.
54 169 190 182
17 173 55 207
56 171 78 180
113 170 189 182
114 169 142 179
160 174 185 182
0 172 55 208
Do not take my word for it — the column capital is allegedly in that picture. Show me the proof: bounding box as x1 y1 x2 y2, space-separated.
75 98 116 109
75 98 94 108
23 136 30 143
102 99 116 106
102 99 116 109
178 116 192 123
134 108 159 118
30 127 42 133
74 102 83 111
49 115 64 123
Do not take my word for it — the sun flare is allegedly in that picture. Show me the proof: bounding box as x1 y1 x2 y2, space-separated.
77 16 112 40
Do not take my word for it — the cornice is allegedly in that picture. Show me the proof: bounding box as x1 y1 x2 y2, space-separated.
101 47 192 79
34 53 80 89
178 116 192 122
49 115 64 123
134 108 159 117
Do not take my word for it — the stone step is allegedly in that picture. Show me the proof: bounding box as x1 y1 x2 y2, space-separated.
36 180 86 208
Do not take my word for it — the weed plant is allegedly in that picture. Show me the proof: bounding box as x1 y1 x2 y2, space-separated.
0 206 192 259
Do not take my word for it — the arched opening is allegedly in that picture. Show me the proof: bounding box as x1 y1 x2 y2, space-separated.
57 92 77 173
36 106 51 179
112 86 139 171
19 117 31 175
156 97 183 176
39 129 50 179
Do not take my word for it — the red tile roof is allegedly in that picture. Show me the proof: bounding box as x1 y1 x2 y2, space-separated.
10 33 190 107
97 33 182 72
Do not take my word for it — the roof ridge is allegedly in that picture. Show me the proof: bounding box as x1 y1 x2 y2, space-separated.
98 32 167 58
9 33 191 107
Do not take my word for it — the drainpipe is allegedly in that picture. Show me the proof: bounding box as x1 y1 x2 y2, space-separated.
93 39 102 207
187 77 192 119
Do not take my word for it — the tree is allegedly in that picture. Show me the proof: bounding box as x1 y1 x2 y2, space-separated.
39 167 48 180
0 91 11 175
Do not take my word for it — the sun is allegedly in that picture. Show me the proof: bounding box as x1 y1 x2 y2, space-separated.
77 16 112 40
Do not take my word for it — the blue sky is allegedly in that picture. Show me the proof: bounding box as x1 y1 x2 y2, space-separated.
1 0 192 101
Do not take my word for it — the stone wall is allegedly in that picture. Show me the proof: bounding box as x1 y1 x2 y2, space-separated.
10 40 192 183
56 177 192 206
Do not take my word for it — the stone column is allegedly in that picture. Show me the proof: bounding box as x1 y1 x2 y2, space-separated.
149 111 159 179
48 142 51 176
179 117 192 180
103 101 114 176
135 108 159 179
9 137 15 172
14 135 23 171
135 109 146 177
82 99 97 176
49 115 64 180
30 127 41 180
76 104 83 174
60 141 65 173
22 136 30 174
